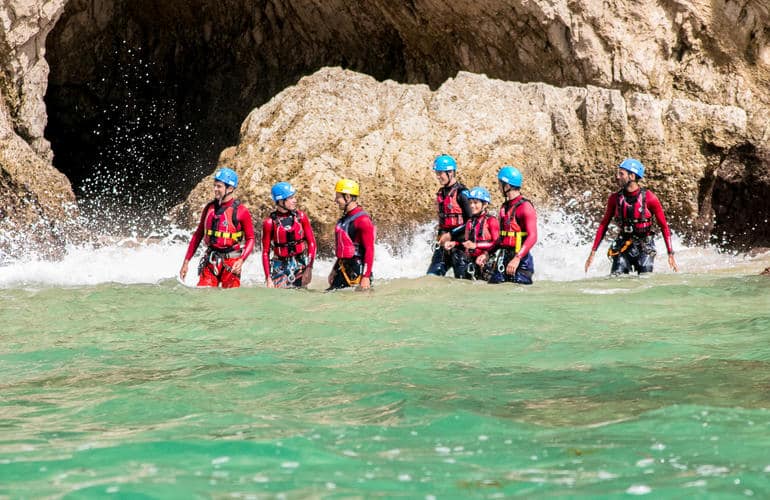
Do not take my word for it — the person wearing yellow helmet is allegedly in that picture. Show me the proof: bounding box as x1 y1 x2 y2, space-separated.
328 178 375 290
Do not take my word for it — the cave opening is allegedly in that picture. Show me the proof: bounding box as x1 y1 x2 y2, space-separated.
44 0 573 231
43 0 419 228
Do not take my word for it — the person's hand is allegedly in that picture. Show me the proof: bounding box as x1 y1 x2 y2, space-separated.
475 253 488 267
506 255 521 276
230 258 243 275
358 276 371 290
179 260 189 280
668 253 679 272
301 266 313 286
266 277 275 288
584 251 595 273
443 240 455 251
437 232 451 245
463 241 477 250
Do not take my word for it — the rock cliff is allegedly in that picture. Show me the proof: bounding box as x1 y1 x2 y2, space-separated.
1 0 770 252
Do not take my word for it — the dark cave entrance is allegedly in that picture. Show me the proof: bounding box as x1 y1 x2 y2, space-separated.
43 0 416 227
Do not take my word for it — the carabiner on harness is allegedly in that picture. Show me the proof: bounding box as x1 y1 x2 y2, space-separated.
466 262 476 280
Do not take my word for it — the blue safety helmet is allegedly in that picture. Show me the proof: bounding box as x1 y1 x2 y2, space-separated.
271 182 296 202
433 154 457 172
213 167 238 188
468 186 491 203
619 158 644 179
497 165 522 188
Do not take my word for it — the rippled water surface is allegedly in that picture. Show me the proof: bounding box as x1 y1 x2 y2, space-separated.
2 271 770 497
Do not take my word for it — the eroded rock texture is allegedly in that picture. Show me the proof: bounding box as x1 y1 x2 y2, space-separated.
1 0 770 250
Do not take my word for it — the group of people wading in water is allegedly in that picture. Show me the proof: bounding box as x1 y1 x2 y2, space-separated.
179 155 678 289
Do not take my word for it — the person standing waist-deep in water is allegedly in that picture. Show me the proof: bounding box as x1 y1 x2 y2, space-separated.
487 166 538 285
179 167 255 288
426 154 472 278
446 186 499 281
262 182 317 288
584 158 679 275
327 179 375 291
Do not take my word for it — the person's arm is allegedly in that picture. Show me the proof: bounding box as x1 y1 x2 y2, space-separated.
180 204 208 279
237 205 255 261
449 190 473 240
646 190 678 271
300 211 317 265
474 216 499 253
591 194 616 252
516 202 538 258
261 217 273 281
645 191 673 254
355 214 375 279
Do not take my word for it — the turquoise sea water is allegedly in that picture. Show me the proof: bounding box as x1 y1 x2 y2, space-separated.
2 270 770 498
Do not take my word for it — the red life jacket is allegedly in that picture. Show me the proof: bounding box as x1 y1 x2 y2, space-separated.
615 188 652 236
335 210 368 259
270 210 307 258
465 212 496 257
499 198 530 252
203 200 243 250
436 183 466 230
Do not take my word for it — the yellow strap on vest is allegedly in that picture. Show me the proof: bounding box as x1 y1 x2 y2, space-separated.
607 239 633 257
499 231 528 252
206 229 244 240
339 260 362 286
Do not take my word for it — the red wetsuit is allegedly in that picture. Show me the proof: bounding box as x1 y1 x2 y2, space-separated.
591 188 673 254
496 195 538 258
184 198 255 288
338 206 375 278
460 211 500 258
261 209 317 278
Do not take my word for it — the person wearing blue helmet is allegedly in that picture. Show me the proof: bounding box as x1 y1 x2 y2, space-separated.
445 186 499 280
180 167 255 288
585 158 678 275
261 182 317 288
486 165 538 285
427 154 473 278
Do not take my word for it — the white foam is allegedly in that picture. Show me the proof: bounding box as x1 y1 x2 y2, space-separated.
0 210 765 288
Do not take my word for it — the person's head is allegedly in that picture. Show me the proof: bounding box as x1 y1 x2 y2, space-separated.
334 178 360 212
616 158 644 189
467 186 491 216
213 167 238 201
433 154 457 187
271 181 297 211
497 165 522 199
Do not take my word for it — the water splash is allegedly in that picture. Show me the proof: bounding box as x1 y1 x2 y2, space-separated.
1 210 763 288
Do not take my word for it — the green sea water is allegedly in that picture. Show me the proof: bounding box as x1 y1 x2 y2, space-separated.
2 274 769 498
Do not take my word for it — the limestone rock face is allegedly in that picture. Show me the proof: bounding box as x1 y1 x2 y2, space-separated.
2 0 770 252
179 67 751 250
1 0 75 255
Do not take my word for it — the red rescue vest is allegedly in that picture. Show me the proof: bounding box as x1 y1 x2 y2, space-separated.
615 188 652 236
436 183 465 230
270 210 307 258
335 210 368 259
499 198 529 252
465 212 496 258
203 200 243 250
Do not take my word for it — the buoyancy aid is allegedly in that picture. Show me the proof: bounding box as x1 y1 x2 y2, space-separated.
203 200 243 249
466 212 496 257
615 188 652 236
436 183 466 230
499 198 529 252
335 210 368 259
270 210 307 258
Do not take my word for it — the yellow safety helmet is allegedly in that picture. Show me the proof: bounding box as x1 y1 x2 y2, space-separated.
335 178 360 196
